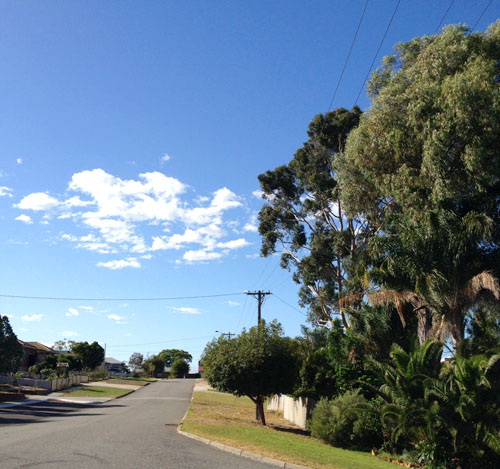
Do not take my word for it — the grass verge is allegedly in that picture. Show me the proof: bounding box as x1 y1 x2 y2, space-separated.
63 386 133 398
180 391 394 469
105 379 149 386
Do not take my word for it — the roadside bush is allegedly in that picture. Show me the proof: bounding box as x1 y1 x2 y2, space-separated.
308 390 382 450
171 358 189 378
88 370 109 381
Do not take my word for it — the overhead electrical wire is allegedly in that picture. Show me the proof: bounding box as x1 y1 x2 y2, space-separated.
434 0 455 34
327 0 369 111
354 0 401 105
0 292 244 302
472 0 492 30
271 293 308 317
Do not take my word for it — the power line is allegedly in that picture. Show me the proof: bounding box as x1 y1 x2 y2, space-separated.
327 0 369 111
107 334 214 348
271 293 308 317
0 292 244 302
472 0 492 30
354 0 401 105
434 0 455 34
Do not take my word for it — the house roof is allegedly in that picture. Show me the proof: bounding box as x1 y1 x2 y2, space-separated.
24 342 55 353
105 357 124 365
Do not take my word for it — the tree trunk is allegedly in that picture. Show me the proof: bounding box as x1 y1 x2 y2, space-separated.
417 308 433 345
255 396 266 425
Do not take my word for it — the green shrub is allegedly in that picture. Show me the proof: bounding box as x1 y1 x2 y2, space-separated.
88 370 109 381
171 358 189 378
308 390 382 450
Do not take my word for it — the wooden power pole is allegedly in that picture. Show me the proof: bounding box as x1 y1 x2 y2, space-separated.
245 290 271 324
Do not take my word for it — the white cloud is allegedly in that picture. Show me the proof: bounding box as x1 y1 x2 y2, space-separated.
61 330 78 337
97 257 141 270
65 307 79 317
108 314 127 324
216 238 249 250
16 192 61 211
16 158 23 165
19 327 28 332
226 301 241 307
183 250 222 262
15 214 33 224
0 186 13 198
252 190 263 199
21 314 43 322
160 153 171 163
4 314 14 319
17 169 251 265
243 223 258 232
79 306 94 311
170 307 201 315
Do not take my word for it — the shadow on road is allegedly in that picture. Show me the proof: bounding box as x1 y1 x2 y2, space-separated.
0 401 124 426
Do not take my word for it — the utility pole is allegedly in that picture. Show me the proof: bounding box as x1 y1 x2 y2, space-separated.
245 290 271 324
215 330 235 339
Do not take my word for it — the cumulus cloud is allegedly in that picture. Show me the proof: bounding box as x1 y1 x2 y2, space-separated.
17 169 253 264
160 153 171 164
183 250 222 262
0 186 13 197
21 314 43 322
108 314 127 324
97 258 141 270
170 307 201 315
16 192 61 211
15 214 33 224
65 307 79 317
16 158 23 165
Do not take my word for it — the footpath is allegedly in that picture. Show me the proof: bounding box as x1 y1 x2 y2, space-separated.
0 380 143 408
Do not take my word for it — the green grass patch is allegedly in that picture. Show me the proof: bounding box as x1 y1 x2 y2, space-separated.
180 391 394 469
105 379 149 386
63 386 133 398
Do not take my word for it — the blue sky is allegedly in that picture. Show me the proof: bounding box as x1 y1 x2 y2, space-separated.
1 1 497 369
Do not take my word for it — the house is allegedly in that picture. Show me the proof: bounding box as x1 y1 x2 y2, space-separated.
18 340 56 370
104 357 127 373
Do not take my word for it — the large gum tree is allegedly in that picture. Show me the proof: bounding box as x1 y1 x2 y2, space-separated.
341 23 500 348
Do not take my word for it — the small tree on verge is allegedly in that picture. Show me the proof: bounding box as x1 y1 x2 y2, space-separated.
0 315 22 373
201 320 298 425
170 358 189 378
128 352 144 372
158 349 192 367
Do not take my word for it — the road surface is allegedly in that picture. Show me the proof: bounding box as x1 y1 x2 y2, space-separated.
0 379 274 468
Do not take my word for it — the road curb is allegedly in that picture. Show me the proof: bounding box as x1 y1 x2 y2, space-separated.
177 429 308 469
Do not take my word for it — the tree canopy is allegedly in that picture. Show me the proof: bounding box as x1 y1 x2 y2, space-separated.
157 348 192 367
201 320 298 425
258 107 363 328
71 341 105 370
0 315 22 373
341 23 500 347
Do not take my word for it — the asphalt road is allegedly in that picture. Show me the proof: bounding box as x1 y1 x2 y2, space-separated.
0 379 274 468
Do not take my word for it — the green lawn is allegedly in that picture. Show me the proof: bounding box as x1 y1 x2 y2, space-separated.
180 391 395 469
105 379 149 386
63 386 133 398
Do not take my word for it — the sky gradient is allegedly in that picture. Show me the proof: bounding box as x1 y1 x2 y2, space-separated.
1 1 497 368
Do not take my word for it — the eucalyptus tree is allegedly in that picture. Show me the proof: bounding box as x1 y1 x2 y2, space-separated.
258 107 364 328
341 22 500 347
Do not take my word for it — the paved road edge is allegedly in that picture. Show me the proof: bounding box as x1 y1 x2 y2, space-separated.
177 429 308 469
